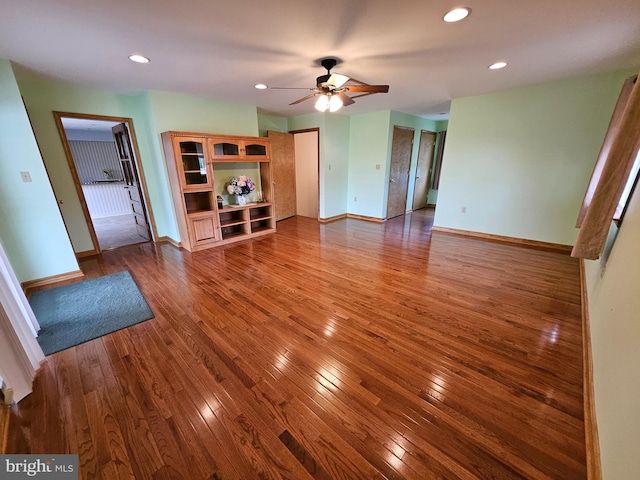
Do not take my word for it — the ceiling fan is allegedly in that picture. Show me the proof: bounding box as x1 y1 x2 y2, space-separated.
273 58 389 112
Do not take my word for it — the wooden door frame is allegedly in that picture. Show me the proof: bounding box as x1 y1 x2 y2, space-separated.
53 112 157 255
290 128 320 219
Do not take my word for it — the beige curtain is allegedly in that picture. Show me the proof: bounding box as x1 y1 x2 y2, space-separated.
572 74 640 259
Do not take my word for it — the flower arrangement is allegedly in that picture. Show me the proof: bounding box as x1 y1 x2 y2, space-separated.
226 175 256 197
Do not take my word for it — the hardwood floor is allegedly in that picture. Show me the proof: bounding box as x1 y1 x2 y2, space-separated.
7 209 586 479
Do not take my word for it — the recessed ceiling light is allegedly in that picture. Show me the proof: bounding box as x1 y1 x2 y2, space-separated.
443 7 471 22
488 61 508 70
254 84 268 90
128 54 150 64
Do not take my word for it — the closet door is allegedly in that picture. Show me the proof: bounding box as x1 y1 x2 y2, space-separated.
268 131 296 221
386 126 414 219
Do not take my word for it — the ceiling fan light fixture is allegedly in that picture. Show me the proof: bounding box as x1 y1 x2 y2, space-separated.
443 7 471 23
329 95 343 112
315 95 330 112
329 73 350 88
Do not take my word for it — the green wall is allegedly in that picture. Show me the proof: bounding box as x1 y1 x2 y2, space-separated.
323 115 351 219
16 75 166 252
348 111 391 218
434 69 631 245
16 75 263 252
274 111 442 221
147 91 258 136
347 111 440 219
257 114 288 136
5 68 446 281
0 61 78 281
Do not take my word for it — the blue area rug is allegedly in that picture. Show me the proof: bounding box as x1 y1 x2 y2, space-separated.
29 270 154 355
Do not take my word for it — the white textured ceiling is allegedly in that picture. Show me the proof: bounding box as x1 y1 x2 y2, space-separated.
2 0 639 119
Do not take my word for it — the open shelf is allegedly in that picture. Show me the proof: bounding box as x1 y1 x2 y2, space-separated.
250 219 273 234
184 191 213 214
221 224 249 240
249 205 272 221
219 208 247 227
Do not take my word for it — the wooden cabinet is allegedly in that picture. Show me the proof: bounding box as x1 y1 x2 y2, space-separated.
162 132 276 252
178 139 212 189
210 138 270 161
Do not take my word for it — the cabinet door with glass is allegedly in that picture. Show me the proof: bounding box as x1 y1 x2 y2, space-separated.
175 137 212 189
242 139 270 160
210 137 270 161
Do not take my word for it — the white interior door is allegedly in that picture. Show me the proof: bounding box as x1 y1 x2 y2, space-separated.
294 131 319 219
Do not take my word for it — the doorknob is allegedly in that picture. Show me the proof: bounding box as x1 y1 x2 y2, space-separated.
390 178 395 182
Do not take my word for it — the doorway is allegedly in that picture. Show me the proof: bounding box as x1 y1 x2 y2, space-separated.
294 130 319 218
386 126 414 219
268 129 320 221
54 113 153 252
411 130 437 211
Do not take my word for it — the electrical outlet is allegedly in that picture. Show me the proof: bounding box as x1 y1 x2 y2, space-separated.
20 171 32 182
354 197 357 202
328 164 332 170
375 164 381 170
461 206 467 213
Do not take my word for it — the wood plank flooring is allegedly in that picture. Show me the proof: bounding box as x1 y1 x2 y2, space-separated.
7 209 586 479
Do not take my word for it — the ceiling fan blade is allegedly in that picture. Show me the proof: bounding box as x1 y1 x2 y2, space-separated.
344 84 389 93
327 73 350 88
289 92 318 105
337 92 355 106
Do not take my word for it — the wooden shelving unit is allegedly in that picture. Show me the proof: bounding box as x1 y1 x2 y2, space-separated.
162 132 276 251
218 203 275 243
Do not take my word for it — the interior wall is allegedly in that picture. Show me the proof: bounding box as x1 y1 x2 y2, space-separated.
323 115 351 219
348 111 391 219
583 181 640 479
69 141 123 184
16 75 163 254
434 69 633 245
257 114 288 136
15 75 263 255
0 60 78 281
147 91 259 136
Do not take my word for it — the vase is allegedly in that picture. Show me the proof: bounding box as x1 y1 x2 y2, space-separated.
237 195 248 206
